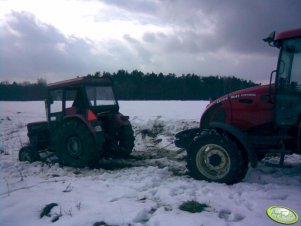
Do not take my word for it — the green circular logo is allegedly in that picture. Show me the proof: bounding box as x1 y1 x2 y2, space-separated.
267 206 299 224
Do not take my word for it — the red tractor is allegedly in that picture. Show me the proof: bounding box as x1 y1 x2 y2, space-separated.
175 28 301 184
19 75 135 168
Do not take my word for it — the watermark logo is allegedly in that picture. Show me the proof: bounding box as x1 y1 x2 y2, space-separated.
266 206 299 224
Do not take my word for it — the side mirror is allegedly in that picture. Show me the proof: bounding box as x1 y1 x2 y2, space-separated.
263 31 276 47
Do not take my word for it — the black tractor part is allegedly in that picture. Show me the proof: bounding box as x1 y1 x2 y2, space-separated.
175 128 200 149
27 121 49 150
103 124 135 158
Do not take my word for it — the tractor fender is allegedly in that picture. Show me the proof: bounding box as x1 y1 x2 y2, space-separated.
209 122 258 168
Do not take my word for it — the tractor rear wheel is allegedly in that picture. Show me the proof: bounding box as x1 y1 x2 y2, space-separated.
187 132 248 184
56 120 99 168
116 124 135 157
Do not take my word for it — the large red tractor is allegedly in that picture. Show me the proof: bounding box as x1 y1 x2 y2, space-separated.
175 28 301 184
19 75 135 168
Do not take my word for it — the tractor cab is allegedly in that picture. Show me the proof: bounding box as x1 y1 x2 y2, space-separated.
46 76 119 125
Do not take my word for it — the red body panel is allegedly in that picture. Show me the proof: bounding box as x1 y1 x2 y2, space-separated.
229 85 274 130
201 85 274 131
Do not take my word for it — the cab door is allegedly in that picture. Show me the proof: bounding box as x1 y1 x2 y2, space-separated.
275 38 301 127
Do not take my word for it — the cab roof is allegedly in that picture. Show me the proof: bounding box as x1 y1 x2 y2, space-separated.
48 76 113 89
275 27 301 41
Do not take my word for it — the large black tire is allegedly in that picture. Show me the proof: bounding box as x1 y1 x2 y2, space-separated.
56 120 99 168
19 146 40 163
116 124 135 157
187 132 248 184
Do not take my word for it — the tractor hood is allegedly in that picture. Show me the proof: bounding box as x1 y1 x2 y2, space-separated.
226 84 271 102
211 84 271 106
200 84 272 130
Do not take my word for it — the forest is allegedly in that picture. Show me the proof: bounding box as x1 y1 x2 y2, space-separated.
0 70 258 101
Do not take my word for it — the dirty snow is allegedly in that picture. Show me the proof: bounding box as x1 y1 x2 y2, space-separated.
0 101 300 226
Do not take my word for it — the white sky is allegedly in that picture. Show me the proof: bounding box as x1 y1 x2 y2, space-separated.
0 0 300 82
0 0 165 40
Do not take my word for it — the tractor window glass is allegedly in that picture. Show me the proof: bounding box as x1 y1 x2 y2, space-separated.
65 89 78 108
86 86 116 106
278 38 301 91
50 90 63 113
290 39 301 88
278 45 293 85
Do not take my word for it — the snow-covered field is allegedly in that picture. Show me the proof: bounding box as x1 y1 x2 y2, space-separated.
0 101 300 226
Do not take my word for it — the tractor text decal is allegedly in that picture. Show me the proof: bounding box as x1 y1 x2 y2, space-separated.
216 93 256 104
230 93 256 100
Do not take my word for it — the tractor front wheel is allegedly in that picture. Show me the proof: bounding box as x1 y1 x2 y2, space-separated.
56 120 99 168
187 133 248 184
19 146 40 163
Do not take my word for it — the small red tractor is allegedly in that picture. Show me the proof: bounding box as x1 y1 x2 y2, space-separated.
175 28 301 184
19 75 135 167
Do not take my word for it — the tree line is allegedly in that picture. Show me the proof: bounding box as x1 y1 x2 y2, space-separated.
0 70 258 101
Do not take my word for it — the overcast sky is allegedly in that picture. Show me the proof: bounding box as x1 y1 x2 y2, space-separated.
0 0 301 83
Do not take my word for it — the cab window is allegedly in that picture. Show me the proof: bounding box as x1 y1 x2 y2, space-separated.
278 38 301 91
49 89 63 113
86 86 117 106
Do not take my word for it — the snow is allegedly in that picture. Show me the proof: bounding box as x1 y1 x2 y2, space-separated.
0 101 301 226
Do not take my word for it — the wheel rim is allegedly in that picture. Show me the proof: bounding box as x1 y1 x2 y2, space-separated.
195 144 231 180
66 136 82 158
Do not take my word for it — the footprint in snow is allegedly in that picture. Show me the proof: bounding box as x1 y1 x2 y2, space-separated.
218 209 245 222
265 194 288 200
228 192 254 211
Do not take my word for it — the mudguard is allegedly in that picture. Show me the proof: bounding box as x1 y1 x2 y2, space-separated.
209 122 258 168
